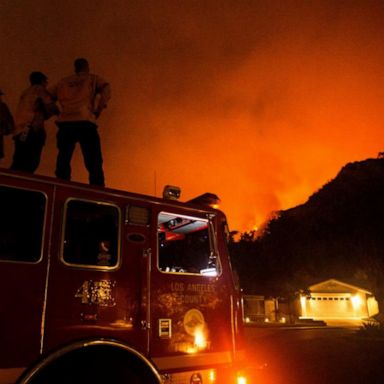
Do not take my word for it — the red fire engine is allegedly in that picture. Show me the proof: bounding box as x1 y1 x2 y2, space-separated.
0 169 246 384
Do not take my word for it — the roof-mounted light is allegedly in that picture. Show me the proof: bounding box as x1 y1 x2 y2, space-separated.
163 185 181 200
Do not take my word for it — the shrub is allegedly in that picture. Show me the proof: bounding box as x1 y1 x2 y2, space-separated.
357 320 384 338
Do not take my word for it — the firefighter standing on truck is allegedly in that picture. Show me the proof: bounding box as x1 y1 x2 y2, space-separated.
10 72 58 173
50 58 111 186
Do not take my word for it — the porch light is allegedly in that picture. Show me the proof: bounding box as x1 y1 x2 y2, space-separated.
351 294 363 308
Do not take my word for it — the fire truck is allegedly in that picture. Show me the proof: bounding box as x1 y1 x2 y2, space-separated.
0 169 246 384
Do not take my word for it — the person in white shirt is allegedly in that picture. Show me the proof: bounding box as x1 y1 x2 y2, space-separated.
10 72 58 173
50 58 111 186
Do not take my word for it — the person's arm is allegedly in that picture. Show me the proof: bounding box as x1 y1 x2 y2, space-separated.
94 76 111 118
0 103 15 135
40 88 60 119
47 83 58 101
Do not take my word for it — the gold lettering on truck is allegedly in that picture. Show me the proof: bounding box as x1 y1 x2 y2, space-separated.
169 282 218 307
170 282 216 293
75 280 116 307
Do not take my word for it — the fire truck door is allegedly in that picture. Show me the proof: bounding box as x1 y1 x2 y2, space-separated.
149 210 226 358
0 181 53 367
43 196 151 357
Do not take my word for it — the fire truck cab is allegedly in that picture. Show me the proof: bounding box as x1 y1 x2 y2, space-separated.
0 169 245 384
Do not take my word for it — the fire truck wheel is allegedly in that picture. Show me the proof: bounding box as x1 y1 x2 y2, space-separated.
23 344 161 384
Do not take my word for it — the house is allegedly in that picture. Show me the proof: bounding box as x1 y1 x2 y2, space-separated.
242 295 280 323
299 278 379 320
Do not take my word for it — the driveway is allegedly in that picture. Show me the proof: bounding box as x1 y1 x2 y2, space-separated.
322 318 364 328
244 322 384 384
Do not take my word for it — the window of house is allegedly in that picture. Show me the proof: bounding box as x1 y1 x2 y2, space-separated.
0 185 46 263
62 199 120 268
157 212 219 276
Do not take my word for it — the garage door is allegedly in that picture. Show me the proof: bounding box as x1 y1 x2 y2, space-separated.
305 295 355 318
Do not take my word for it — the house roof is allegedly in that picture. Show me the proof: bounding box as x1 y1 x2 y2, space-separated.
308 278 372 295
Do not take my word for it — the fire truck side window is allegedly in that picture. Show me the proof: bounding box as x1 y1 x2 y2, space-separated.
62 199 119 268
158 212 218 276
0 185 46 263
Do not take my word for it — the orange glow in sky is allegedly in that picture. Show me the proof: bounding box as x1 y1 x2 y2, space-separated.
1 1 383 231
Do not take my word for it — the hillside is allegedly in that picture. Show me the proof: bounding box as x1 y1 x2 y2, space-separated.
230 157 384 299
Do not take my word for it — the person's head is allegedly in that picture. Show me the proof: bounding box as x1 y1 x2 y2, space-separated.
29 71 48 86
74 58 89 74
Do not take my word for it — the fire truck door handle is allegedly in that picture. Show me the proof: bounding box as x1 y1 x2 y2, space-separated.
141 320 150 330
143 247 152 259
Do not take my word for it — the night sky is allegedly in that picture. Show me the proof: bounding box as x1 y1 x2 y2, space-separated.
1 0 384 231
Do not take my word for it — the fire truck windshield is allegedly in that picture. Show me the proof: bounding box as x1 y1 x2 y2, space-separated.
157 212 219 276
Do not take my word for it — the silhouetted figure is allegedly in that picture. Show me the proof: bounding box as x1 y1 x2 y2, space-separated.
97 240 112 266
10 72 58 173
0 88 14 161
50 58 111 186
